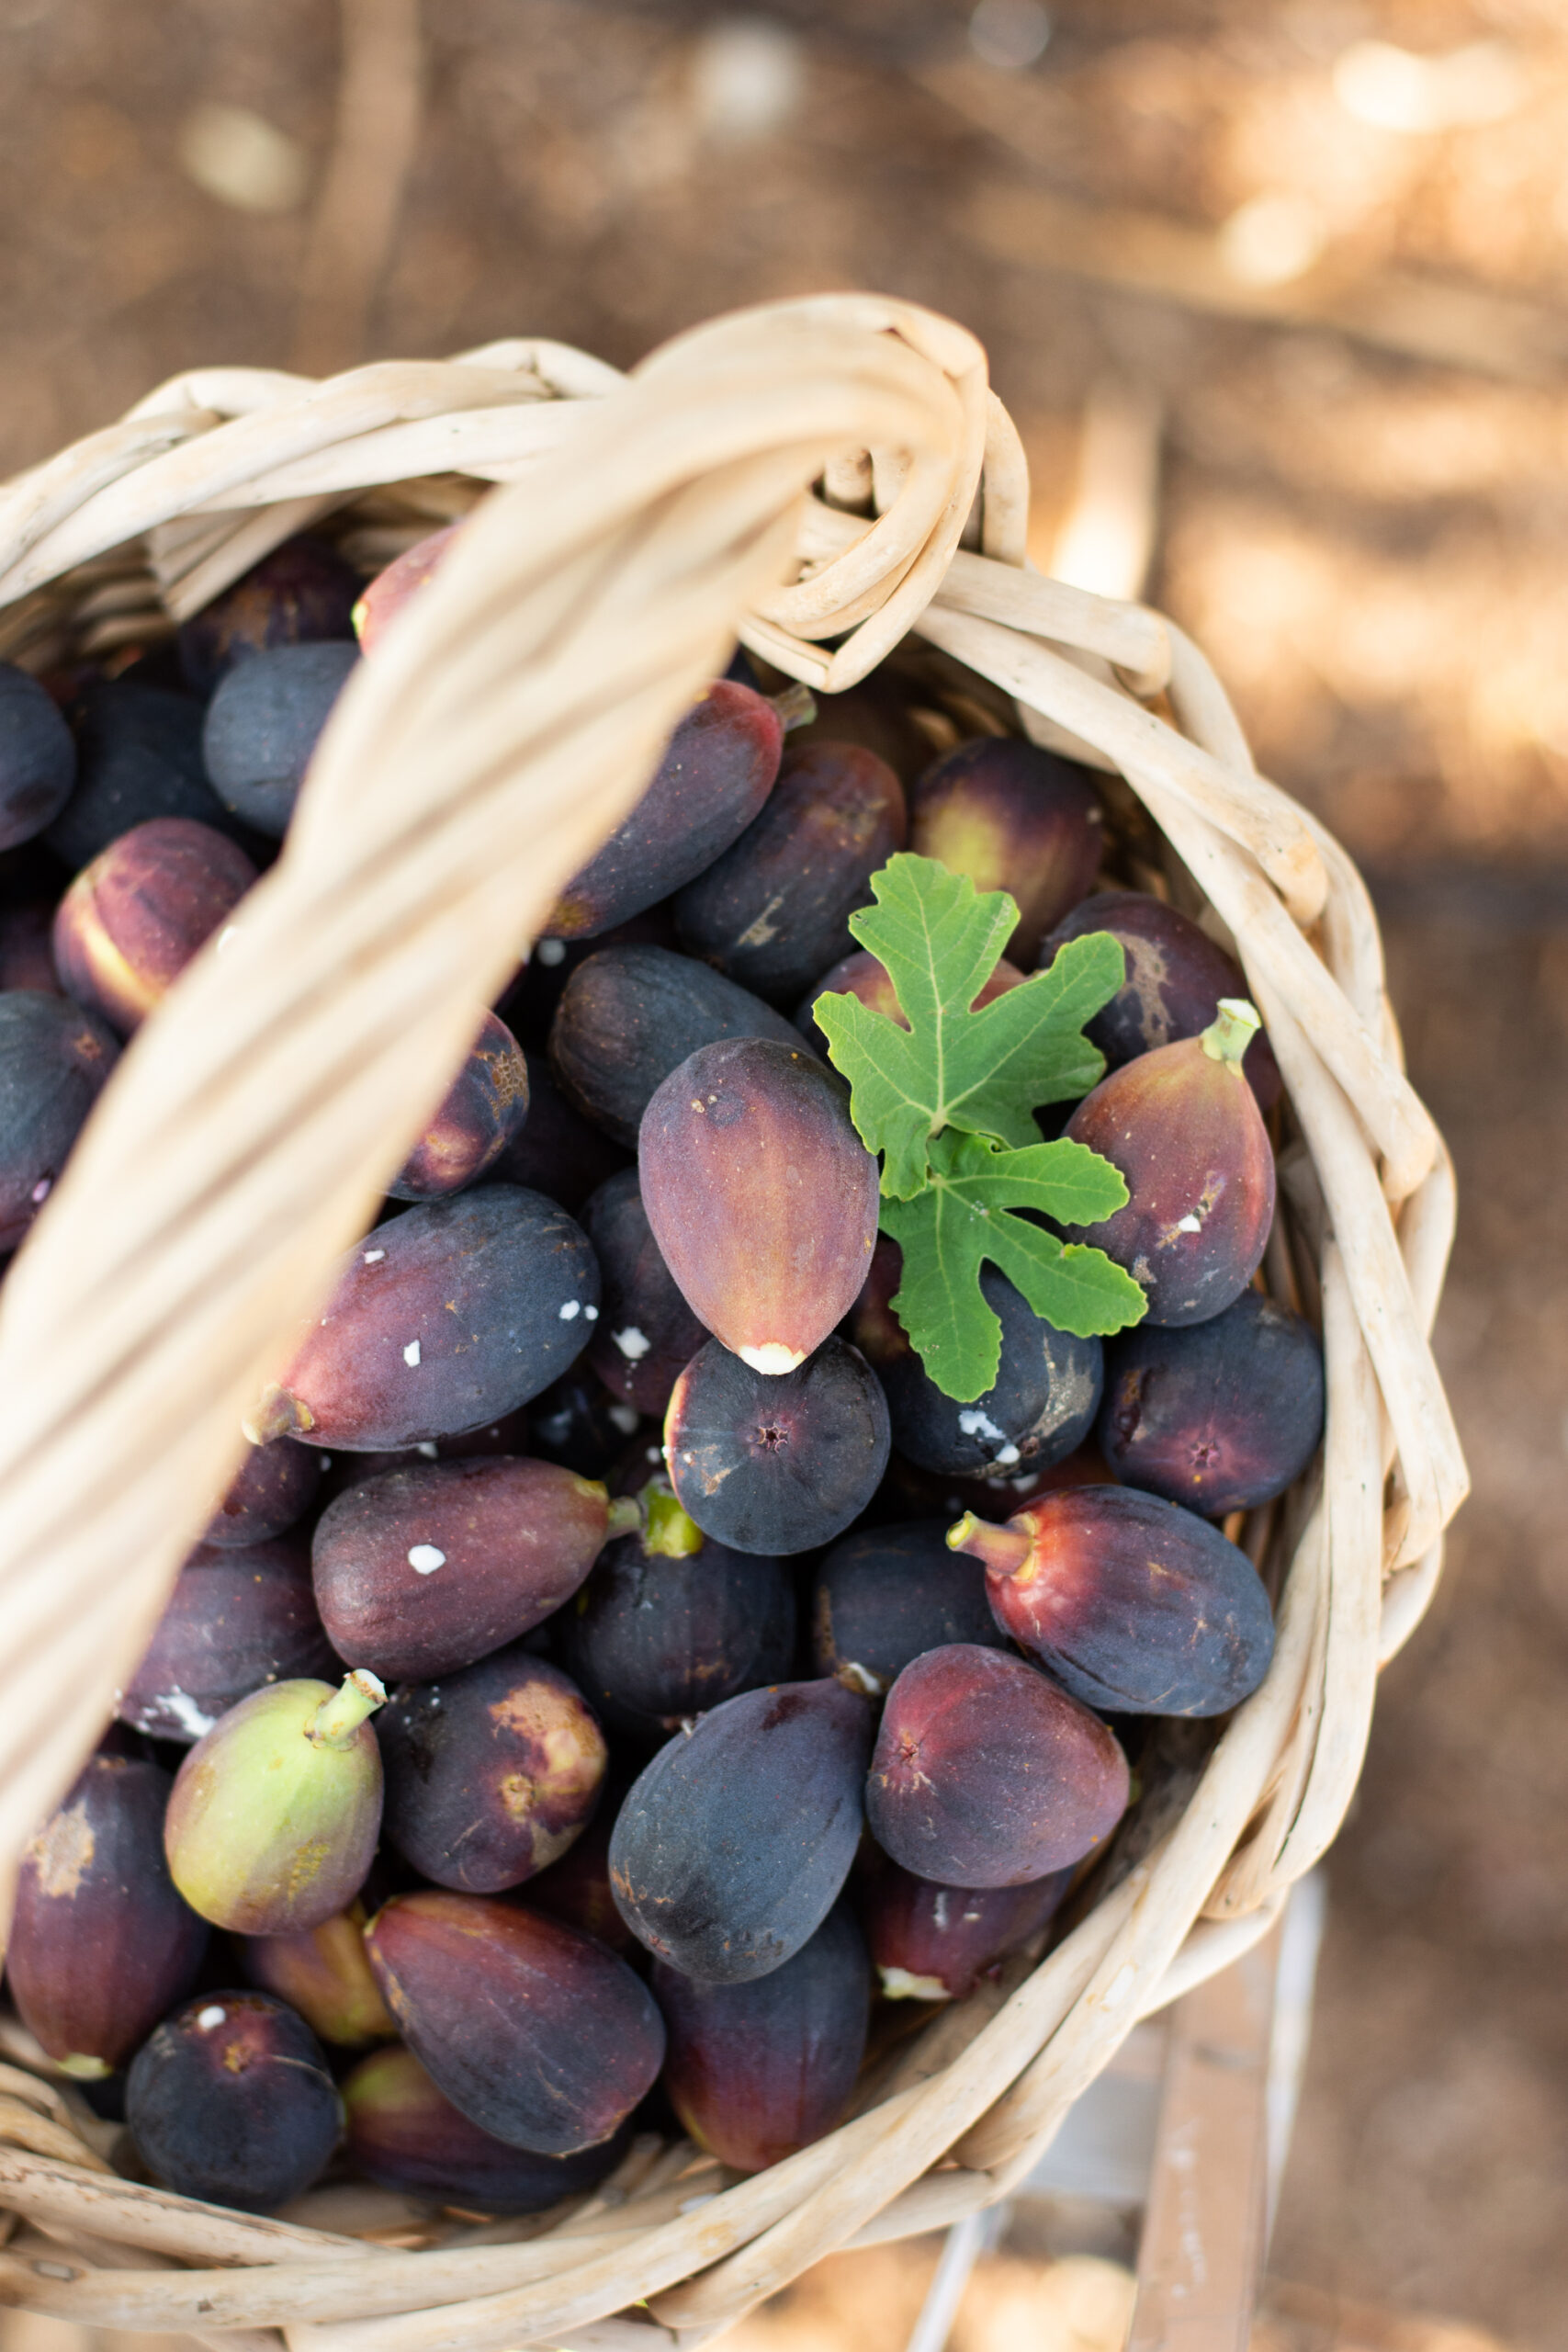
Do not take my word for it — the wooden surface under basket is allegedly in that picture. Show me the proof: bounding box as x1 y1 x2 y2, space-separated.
0 295 1467 2348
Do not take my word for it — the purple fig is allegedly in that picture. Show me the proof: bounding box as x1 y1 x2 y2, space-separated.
199 1439 322 1548
0 989 118 1250
116 1535 339 1744
241 1899 396 2047
127 1991 341 2212
861 1857 1071 2000
343 2041 625 2211
52 815 256 1034
910 736 1105 961
665 1336 889 1555
386 1011 530 1201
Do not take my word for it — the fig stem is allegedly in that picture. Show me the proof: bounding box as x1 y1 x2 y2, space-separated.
310 1669 388 1748
946 1510 1031 1577
241 1385 313 1446
643 1485 705 1559
1201 998 1262 1069
603 1496 643 1543
771 682 817 732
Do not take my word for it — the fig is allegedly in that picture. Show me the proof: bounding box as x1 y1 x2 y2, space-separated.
795 943 1024 1058
7 1756 209 2076
0 989 118 1250
201 641 359 837
496 904 680 1054
860 1857 1070 2000
866 1645 1129 1886
116 1536 339 1743
640 1036 878 1374
652 1901 871 2173
386 1011 530 1201
549 944 804 1148
581 1170 709 1417
665 1337 890 1555
52 815 257 1034
526 1790 637 1954
311 1454 610 1682
200 1437 322 1548
343 2041 626 2211
812 1521 1004 1696
1062 1001 1277 1327
1099 1287 1325 1515
164 1668 386 1933
242 1899 396 2046
546 679 807 937
364 1890 665 2154
353 525 461 653
126 1991 342 2212
609 1679 873 1982
672 739 907 1002
555 1479 796 1740
46 680 245 867
378 1647 607 1892
0 901 61 992
950 1485 1276 1715
909 737 1105 961
177 535 360 695
1042 890 1281 1109
492 1049 629 1213
246 1185 600 1450
0 662 75 849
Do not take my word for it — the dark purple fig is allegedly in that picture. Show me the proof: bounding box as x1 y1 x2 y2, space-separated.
46 680 248 868
378 1648 607 1892
0 989 118 1249
528 1369 637 1477
343 2041 626 2211
0 902 61 992
555 1479 796 1740
812 1522 1003 1696
491 1050 630 1213
581 1170 709 1417
245 1186 600 1450
1063 1002 1277 1328
609 1679 873 1982
177 536 360 695
861 1857 1070 2000
665 1337 889 1555
795 944 1024 1058
7 1756 209 2075
549 944 805 1147
164 1669 386 1933
117 1537 339 1743
354 525 462 653
387 1011 530 1201
951 1485 1276 1715
0 662 75 849
1042 890 1280 1109
364 1890 664 2154
910 737 1105 962
640 1037 878 1374
545 679 802 938
201 641 359 837
787 673 934 786
1099 1287 1324 1515
874 1436 1118 1532
200 1439 322 1548
52 815 256 1034
672 740 907 1003
652 1900 870 2173
242 1899 396 2046
526 1791 637 1954
866 1645 1128 1886
496 905 680 1055
126 1991 341 2212
311 1454 610 1682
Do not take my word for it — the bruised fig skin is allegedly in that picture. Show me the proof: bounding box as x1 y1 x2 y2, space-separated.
311 1455 610 1683
1062 1002 1277 1329
1099 1287 1325 1516
353 524 461 653
665 1337 890 1555
652 1901 871 2173
813 1522 1003 1696
126 1992 342 2213
52 816 257 1035
378 1647 607 1893
364 1890 666 2154
8 1756 209 2075
582 1170 709 1417
242 1899 397 2046
952 1486 1276 1716
909 737 1105 962
609 1679 873 1983
246 1186 600 1451
0 990 118 1250
200 1439 321 1549
860 1856 1071 2001
117 1537 339 1744
344 2041 626 2211
491 1050 629 1215
386 1012 530 1201
640 1036 879 1375
866 1645 1129 1887
795 944 1024 1059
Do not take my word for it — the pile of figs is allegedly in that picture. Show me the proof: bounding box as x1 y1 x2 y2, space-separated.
0 524 1325 2218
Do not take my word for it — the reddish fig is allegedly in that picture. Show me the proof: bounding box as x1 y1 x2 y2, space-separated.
0 989 118 1250
387 1011 530 1200
364 1890 665 2154
866 1645 1128 1886
200 1438 322 1548
581 1170 709 1417
177 535 360 695
8 1756 209 2075
795 944 1024 1058
665 1337 890 1555
312 1454 609 1681
52 815 256 1034
1062 1001 1277 1327
492 1049 629 1213
344 2041 626 2211
652 1902 871 2173
910 737 1105 961
861 1858 1070 2000
353 524 462 653
951 1485 1276 1715
127 1992 341 2212
640 1036 878 1374
117 1537 339 1744
610 1679 873 1982
813 1522 1003 1695
164 1669 386 1933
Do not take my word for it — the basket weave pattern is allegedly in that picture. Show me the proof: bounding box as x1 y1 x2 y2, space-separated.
0 297 1466 2347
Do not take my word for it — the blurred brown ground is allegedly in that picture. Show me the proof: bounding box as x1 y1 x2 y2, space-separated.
2 1 1565 2345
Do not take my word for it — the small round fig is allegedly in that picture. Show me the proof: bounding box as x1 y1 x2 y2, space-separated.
242 1900 397 2047
861 1857 1071 2001
344 2041 626 2211
387 1011 530 1201
52 815 257 1034
117 1536 339 1744
127 1991 342 2212
665 1336 890 1555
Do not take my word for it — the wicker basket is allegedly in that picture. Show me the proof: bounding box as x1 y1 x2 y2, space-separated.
0 295 1466 2349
